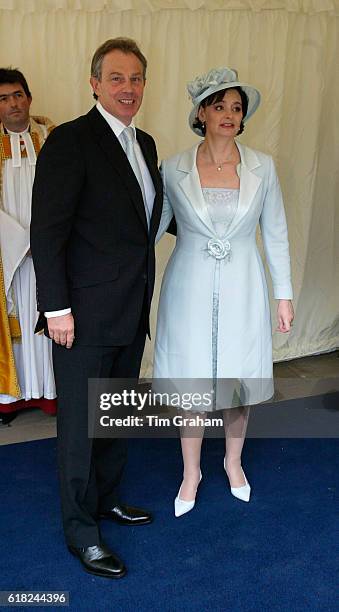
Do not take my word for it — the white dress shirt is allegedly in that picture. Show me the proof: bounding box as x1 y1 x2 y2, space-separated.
45 102 156 319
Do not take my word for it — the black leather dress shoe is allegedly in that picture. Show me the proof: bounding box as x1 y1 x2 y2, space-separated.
99 503 153 526
68 543 126 578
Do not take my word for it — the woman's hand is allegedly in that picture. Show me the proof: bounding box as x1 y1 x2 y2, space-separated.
276 299 294 333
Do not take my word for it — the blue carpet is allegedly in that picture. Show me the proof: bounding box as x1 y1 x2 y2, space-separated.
0 437 338 611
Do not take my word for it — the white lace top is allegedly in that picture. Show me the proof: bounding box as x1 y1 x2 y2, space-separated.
202 187 239 237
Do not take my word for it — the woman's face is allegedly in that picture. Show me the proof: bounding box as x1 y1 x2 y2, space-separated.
198 88 243 138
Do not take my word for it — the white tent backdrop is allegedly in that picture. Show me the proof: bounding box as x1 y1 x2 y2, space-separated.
0 0 338 375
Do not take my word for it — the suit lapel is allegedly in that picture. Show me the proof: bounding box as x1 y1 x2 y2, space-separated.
136 130 163 236
177 142 262 238
178 144 216 234
226 142 262 237
87 107 148 232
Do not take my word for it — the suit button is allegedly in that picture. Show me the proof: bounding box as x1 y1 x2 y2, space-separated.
142 273 147 282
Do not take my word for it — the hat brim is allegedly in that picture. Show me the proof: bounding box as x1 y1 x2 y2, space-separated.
189 81 261 137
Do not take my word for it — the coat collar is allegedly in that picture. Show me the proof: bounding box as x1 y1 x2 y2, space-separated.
176 141 262 236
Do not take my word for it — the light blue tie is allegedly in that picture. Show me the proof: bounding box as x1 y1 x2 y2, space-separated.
122 126 150 228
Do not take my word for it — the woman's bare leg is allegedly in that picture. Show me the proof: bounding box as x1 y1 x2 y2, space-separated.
223 406 250 487
177 419 204 501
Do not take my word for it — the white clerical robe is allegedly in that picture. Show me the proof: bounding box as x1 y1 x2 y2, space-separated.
0 119 56 403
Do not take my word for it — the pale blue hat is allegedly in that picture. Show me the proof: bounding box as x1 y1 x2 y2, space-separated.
187 67 261 136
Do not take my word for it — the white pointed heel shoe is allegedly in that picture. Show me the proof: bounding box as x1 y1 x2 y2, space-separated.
174 471 202 517
224 458 251 503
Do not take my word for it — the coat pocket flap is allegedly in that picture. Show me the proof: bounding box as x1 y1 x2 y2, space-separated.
70 263 119 288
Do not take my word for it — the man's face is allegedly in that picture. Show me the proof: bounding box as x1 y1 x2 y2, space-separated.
0 83 31 132
90 50 145 125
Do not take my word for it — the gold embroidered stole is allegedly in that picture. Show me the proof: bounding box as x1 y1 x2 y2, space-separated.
0 254 20 397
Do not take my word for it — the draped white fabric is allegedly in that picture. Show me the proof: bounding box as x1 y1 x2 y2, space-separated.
0 1 338 374
1 1 339 14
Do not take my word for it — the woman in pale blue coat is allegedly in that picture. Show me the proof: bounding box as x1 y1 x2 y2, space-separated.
154 67 294 516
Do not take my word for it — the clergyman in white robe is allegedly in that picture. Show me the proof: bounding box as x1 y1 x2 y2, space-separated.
0 116 56 405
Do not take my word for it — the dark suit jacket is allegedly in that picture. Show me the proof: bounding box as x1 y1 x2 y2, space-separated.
30 106 163 346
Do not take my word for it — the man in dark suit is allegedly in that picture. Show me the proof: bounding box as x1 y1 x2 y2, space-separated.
30 38 163 579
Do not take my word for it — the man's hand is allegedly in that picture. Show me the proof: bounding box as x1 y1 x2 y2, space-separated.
276 299 294 333
47 313 75 348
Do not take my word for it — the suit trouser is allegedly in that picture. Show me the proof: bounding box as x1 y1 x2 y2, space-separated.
52 320 146 547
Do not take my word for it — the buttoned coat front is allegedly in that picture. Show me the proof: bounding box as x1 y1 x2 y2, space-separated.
154 142 293 405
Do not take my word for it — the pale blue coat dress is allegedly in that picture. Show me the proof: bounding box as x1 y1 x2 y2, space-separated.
153 142 293 408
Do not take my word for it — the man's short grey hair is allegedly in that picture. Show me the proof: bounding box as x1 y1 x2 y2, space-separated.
91 37 147 81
